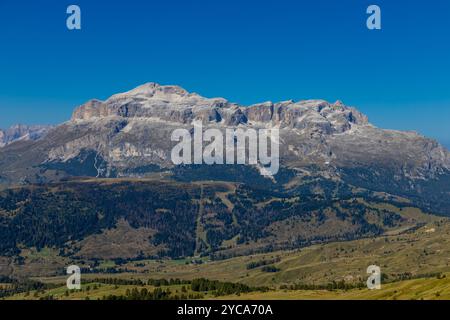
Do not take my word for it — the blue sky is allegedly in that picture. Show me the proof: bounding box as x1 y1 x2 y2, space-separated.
0 0 449 147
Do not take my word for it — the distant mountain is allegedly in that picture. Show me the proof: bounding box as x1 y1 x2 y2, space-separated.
0 124 53 148
0 83 449 215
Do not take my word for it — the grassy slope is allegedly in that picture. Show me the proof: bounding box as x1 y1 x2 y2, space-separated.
6 282 207 300
220 275 450 300
5 274 450 300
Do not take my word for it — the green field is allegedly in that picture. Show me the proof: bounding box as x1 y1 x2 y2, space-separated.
4 273 450 300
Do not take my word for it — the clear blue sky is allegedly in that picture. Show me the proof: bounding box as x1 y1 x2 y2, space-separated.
0 0 449 147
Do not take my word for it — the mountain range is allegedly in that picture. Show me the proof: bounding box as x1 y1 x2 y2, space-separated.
0 83 449 267
0 124 52 148
1 83 449 210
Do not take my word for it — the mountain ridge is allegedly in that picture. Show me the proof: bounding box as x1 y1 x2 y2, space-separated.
0 82 449 216
70 82 370 131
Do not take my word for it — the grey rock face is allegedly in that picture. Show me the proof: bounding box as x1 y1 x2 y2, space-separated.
65 83 449 177
0 124 53 148
70 83 369 134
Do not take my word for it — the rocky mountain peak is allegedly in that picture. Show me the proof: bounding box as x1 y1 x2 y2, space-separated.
109 82 191 100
